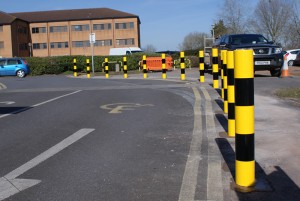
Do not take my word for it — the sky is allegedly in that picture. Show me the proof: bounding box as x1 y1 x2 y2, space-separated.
1 0 257 51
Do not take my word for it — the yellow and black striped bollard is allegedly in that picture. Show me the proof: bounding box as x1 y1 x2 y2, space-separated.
105 58 109 78
180 51 185 81
73 58 77 77
223 50 228 114
212 48 219 89
123 56 128 79
199 50 205 82
162 53 167 79
221 50 225 99
143 55 147 79
227 51 235 137
86 59 90 78
234 49 255 188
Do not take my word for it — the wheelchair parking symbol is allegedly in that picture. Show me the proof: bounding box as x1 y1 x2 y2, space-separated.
100 103 154 114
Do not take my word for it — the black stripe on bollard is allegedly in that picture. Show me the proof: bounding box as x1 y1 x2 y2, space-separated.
236 134 255 161
235 79 254 106
227 69 234 85
212 57 218 64
199 57 204 63
228 103 235 119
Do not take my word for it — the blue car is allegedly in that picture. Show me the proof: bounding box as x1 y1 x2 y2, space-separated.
0 58 30 78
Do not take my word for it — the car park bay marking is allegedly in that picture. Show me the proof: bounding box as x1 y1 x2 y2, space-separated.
100 103 154 114
0 90 81 119
0 128 95 201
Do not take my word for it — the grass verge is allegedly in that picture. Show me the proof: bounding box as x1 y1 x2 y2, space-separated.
275 88 300 106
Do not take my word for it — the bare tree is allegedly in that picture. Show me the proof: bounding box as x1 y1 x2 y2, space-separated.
143 44 157 52
250 0 291 44
283 0 300 49
179 32 208 51
219 0 248 34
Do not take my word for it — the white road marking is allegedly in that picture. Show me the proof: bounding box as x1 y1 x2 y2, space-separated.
0 128 95 200
0 90 81 119
201 87 223 201
178 86 202 201
100 103 154 114
0 83 7 90
0 101 15 105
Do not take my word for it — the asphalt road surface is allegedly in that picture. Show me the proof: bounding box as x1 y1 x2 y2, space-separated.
0 69 299 201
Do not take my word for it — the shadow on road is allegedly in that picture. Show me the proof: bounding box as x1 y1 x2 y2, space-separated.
0 106 32 115
215 138 300 201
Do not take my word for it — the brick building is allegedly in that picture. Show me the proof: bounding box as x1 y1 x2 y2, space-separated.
0 8 141 57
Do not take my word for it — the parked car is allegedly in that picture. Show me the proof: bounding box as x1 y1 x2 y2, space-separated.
213 34 283 77
283 49 300 66
293 51 300 66
0 58 30 78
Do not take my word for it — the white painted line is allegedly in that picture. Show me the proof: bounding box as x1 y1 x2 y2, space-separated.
0 128 95 200
0 101 15 105
0 90 81 119
0 83 7 90
178 86 202 201
201 87 223 201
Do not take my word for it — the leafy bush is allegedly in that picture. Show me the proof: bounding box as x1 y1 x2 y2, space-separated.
24 55 149 75
25 52 199 75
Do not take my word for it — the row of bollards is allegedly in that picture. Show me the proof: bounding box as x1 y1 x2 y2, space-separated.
72 52 188 80
72 49 255 190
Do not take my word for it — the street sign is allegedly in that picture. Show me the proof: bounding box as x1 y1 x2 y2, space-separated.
89 33 95 44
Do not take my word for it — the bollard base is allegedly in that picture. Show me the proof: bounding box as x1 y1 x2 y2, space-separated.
231 178 273 193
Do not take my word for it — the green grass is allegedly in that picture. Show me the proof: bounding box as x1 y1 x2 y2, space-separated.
275 88 300 99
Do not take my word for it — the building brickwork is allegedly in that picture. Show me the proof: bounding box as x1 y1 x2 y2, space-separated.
0 8 141 57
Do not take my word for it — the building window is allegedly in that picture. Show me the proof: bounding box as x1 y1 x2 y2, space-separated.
49 26 68 33
71 25 90 31
94 40 112 47
32 27 46 33
115 22 134 30
72 41 90 48
50 42 68 49
18 26 28 34
0 41 4 48
33 43 47 49
0 26 3 32
93 23 111 30
116 38 135 46
19 43 28 50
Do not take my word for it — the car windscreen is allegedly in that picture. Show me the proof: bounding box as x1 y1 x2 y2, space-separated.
230 35 269 45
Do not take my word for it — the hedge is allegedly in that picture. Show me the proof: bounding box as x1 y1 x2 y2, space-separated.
25 53 158 76
24 52 199 76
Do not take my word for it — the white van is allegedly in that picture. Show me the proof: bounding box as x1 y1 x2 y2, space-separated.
109 47 143 56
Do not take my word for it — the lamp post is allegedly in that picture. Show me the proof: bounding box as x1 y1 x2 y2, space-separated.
28 42 32 57
211 25 215 43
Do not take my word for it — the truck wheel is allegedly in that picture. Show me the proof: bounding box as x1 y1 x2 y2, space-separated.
270 69 281 77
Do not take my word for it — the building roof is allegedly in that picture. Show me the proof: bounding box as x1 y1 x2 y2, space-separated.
9 8 140 24
0 11 17 25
